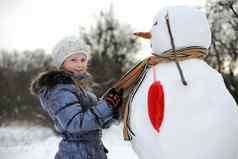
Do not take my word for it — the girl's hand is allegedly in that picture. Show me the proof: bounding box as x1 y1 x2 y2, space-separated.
103 88 123 110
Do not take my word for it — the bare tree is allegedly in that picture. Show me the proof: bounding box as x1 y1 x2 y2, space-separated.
206 0 238 103
80 6 141 95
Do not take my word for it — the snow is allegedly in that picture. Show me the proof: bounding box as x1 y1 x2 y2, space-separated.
0 122 139 159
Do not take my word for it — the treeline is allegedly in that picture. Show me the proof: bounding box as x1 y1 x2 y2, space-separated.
0 49 53 126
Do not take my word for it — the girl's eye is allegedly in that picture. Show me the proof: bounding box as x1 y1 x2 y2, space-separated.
71 59 76 61
81 59 86 62
154 21 158 26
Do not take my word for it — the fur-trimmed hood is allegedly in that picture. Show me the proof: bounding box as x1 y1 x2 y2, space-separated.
30 70 75 96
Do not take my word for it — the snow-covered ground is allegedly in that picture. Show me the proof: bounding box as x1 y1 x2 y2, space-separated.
0 122 139 159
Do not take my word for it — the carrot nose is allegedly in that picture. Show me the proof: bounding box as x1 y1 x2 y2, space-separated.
133 32 151 39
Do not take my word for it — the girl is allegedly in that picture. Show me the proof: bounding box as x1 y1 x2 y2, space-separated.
30 36 123 159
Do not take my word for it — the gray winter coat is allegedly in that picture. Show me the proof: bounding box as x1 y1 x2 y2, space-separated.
31 70 114 159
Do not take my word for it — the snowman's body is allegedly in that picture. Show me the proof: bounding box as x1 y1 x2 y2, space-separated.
129 59 238 159
128 6 238 159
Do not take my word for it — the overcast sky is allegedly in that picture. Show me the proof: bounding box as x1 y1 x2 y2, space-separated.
0 0 206 54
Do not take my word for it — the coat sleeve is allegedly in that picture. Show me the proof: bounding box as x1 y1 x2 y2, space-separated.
39 84 113 133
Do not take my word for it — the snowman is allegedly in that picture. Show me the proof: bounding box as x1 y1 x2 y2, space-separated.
116 6 238 159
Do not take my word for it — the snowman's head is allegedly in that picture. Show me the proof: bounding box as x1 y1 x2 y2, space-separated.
136 6 211 55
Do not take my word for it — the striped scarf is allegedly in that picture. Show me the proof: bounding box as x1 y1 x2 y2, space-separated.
110 47 208 141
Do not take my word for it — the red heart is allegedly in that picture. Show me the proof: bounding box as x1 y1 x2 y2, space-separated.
147 81 165 133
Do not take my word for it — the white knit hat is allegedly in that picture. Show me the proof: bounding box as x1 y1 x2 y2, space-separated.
51 36 90 69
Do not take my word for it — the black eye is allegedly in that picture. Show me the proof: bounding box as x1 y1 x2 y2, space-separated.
153 21 158 26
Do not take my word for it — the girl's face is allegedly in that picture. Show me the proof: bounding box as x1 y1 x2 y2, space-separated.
62 53 88 76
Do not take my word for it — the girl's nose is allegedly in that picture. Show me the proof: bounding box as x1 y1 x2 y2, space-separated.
77 63 84 68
